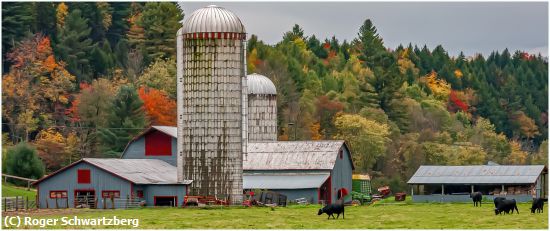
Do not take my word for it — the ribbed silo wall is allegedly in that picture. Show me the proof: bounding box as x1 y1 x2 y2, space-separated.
177 32 246 204
247 94 277 141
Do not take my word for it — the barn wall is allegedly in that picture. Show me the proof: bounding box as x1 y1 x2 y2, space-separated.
36 162 132 209
269 189 319 203
122 136 177 166
412 194 534 203
331 145 353 203
142 185 187 207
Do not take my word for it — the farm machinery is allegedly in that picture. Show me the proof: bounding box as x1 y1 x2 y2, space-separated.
351 174 372 205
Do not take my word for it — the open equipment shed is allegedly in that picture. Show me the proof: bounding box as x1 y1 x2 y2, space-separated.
407 165 547 202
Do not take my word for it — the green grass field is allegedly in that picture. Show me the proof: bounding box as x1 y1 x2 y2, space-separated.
1 184 36 199
4 201 548 229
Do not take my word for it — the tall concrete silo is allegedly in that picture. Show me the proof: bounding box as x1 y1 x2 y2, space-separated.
176 5 246 204
247 73 277 142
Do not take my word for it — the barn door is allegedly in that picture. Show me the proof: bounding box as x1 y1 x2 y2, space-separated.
319 176 331 205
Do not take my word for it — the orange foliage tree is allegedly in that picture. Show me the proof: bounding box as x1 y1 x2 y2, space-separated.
138 86 176 126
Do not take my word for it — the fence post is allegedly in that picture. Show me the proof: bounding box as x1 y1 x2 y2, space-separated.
66 198 68 208
103 198 106 209
26 196 28 210
15 196 19 211
4 197 6 212
36 194 39 209
55 197 59 209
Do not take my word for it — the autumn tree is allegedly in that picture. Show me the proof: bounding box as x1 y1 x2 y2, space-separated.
34 128 69 172
138 86 176 126
2 34 75 142
333 113 390 172
137 58 177 98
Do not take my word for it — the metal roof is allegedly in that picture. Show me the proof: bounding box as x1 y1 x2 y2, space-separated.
84 158 192 185
152 126 177 138
243 173 329 189
181 5 245 34
407 165 546 184
244 141 348 170
247 73 277 95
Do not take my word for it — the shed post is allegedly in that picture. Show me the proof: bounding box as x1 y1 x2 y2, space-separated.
471 185 474 194
501 185 504 193
411 185 414 196
441 185 444 195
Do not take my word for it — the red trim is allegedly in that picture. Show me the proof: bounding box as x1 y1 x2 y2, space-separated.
49 190 68 199
77 169 91 184
328 175 332 204
154 196 178 207
101 190 121 198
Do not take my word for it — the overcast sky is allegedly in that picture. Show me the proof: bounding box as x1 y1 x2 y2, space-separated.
178 2 548 57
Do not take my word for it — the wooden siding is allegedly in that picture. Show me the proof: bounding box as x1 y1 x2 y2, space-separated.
122 136 177 166
36 162 132 209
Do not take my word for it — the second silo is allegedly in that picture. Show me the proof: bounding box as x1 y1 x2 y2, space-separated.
176 5 246 204
247 73 277 141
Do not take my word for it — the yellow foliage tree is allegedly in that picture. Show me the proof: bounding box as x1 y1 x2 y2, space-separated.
56 3 68 28
505 141 528 164
423 71 451 100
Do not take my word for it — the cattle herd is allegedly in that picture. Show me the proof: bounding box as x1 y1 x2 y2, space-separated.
469 191 545 215
316 192 545 220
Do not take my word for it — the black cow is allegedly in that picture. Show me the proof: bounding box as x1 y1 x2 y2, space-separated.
495 199 519 215
318 200 345 219
494 197 506 208
470 192 482 207
531 198 544 213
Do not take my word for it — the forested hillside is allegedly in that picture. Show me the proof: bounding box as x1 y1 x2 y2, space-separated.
2 2 547 190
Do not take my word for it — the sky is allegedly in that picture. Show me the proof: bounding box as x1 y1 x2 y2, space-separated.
178 2 548 57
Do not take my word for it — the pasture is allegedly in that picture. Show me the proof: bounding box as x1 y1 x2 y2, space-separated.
1 184 36 199
3 201 548 229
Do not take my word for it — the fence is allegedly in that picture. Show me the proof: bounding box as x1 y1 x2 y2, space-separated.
2 196 37 211
2 174 37 190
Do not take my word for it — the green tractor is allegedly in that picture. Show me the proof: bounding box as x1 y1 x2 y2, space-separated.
351 174 372 205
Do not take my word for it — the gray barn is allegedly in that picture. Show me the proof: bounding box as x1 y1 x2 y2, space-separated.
121 126 177 166
33 158 191 208
407 165 548 202
244 141 354 204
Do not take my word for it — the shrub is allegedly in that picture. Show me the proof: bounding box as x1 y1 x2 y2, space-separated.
4 142 45 185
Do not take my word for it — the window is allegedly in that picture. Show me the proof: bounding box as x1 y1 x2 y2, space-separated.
101 191 121 198
145 131 172 156
77 169 91 184
137 190 144 198
49 191 67 198
339 150 343 159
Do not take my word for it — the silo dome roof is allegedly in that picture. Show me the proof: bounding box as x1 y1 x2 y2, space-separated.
247 73 277 95
181 5 245 34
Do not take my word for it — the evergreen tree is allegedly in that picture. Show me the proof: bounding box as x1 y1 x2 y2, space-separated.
98 85 147 157
2 2 35 72
34 2 57 41
356 19 385 68
56 9 95 83
137 2 183 64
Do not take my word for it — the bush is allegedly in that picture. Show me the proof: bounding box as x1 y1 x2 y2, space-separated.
4 142 45 186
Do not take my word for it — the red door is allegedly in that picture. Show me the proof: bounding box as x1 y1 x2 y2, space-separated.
319 176 332 204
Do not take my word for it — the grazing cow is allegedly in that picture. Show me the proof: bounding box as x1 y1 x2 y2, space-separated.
494 197 506 208
531 198 544 213
318 200 345 219
495 199 519 215
470 192 482 207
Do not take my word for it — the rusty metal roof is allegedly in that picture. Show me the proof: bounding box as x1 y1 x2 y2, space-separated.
84 158 192 185
407 165 546 184
243 172 330 189
244 141 347 170
181 5 245 34
247 73 277 95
